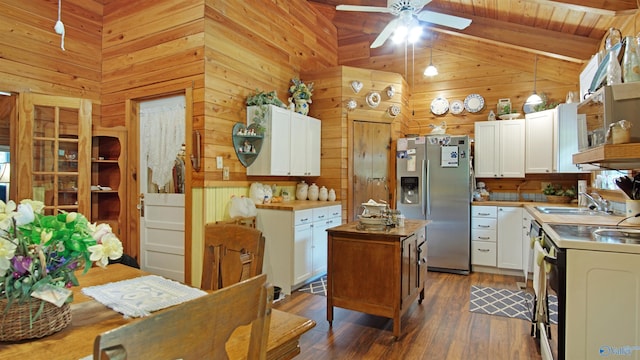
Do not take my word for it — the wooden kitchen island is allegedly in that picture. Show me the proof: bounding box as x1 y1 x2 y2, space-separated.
326 219 429 338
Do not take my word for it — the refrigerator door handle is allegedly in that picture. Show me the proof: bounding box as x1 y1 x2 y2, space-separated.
421 159 427 217
425 159 431 217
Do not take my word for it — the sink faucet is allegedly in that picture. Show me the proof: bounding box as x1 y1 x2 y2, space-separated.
580 192 610 213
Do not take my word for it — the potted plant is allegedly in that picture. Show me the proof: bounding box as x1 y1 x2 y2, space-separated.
288 78 314 115
245 89 286 134
0 199 123 340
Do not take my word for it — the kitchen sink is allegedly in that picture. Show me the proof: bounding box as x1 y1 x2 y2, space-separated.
547 224 640 244
535 206 604 215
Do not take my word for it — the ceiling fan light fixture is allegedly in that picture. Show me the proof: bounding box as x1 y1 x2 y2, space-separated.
407 25 422 43
392 25 409 43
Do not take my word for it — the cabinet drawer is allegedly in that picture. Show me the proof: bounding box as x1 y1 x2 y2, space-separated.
326 205 342 219
471 229 496 242
471 241 497 266
471 217 497 230
294 209 313 226
312 207 329 222
471 206 497 218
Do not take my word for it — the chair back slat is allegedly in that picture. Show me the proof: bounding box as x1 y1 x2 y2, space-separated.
202 223 265 290
94 274 272 360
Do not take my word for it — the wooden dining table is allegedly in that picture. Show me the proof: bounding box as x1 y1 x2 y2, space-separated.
0 264 316 360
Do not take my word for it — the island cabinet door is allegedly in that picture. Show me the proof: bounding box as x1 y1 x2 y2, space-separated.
401 233 419 305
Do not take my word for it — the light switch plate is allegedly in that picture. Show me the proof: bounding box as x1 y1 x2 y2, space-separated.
216 156 223 169
223 167 229 180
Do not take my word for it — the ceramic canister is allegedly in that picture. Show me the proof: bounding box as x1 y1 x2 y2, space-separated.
318 186 328 201
328 188 336 201
308 183 319 201
296 181 308 200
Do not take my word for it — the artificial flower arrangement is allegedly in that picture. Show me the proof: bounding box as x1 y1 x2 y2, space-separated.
0 199 123 310
288 78 314 103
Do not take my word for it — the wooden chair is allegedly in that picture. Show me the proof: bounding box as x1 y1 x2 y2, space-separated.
94 273 273 360
215 215 257 228
202 223 265 291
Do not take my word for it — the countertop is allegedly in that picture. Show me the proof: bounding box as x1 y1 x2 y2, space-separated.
327 219 430 240
523 204 640 254
255 200 341 211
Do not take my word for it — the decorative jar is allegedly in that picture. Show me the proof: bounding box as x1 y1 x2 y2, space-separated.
318 186 328 201
328 188 336 201
296 181 308 200
308 183 319 201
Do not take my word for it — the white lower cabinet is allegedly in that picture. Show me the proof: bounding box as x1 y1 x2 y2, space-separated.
258 204 341 295
497 207 523 270
471 205 523 270
565 249 640 359
522 210 534 281
471 206 497 266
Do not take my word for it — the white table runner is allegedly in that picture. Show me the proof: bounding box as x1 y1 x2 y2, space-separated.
82 275 207 318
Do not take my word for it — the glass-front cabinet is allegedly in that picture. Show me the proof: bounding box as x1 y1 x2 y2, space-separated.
17 93 91 216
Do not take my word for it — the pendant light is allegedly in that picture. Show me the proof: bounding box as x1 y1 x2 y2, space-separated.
54 0 66 50
525 55 542 105
423 37 438 77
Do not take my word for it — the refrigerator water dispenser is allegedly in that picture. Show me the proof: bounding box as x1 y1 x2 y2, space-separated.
400 177 419 204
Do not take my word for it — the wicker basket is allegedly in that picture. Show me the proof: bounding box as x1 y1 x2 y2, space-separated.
545 195 573 204
0 299 71 341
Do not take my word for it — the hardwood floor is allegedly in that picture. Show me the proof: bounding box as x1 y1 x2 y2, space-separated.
273 271 542 360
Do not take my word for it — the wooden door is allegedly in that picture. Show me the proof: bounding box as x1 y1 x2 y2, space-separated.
17 93 91 216
352 121 391 220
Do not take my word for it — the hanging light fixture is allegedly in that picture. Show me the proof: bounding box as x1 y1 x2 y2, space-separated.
525 55 543 105
423 43 438 77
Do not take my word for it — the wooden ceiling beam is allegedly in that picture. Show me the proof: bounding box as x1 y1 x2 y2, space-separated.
332 9 599 63
521 0 638 16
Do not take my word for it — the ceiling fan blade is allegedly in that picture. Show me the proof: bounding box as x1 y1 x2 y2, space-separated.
417 10 472 30
371 18 399 48
336 5 392 13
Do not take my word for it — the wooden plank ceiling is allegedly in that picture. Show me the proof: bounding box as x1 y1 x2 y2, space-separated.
310 0 639 63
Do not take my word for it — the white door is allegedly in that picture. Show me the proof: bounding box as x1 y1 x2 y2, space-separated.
139 96 186 282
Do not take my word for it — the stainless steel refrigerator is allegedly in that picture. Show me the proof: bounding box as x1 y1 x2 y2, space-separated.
396 135 471 274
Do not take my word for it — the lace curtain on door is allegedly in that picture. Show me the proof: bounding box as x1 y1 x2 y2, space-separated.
140 96 186 190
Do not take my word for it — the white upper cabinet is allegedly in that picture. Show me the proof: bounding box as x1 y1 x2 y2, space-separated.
474 120 525 178
525 103 593 173
247 105 321 176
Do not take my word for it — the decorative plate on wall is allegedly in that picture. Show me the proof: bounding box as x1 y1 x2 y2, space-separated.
366 92 381 108
450 100 464 114
430 97 449 115
464 94 485 113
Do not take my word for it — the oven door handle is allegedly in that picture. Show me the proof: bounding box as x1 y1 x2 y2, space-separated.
543 254 557 266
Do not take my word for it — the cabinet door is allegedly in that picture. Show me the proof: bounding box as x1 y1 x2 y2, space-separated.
499 120 525 178
521 210 534 280
293 222 313 284
474 122 499 177
497 207 523 269
289 113 307 176
17 93 91 216
525 109 554 173
247 105 291 176
401 234 418 303
306 117 321 176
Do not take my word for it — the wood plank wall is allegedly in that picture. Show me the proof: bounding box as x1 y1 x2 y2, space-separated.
301 65 407 218
0 0 103 100
202 0 338 186
330 13 640 196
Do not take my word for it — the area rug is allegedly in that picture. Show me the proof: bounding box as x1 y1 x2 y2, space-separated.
297 276 327 296
470 285 558 324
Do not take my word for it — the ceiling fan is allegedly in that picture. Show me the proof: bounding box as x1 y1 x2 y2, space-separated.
336 0 472 48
